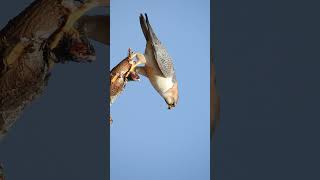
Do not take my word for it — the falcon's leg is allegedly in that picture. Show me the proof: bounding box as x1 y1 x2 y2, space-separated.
125 53 146 78
135 66 148 77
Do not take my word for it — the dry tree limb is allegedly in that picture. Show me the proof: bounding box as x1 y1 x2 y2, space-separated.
110 49 139 104
109 49 141 123
0 0 109 140
211 48 220 141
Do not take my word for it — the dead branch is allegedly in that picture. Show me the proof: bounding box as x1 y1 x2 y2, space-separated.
0 0 109 140
109 49 141 123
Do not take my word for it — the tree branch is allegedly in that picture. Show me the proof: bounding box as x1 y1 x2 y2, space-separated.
0 0 109 140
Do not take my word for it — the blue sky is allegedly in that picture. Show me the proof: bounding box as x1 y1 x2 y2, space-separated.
110 0 210 179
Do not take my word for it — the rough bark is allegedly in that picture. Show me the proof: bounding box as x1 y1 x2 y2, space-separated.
0 0 109 140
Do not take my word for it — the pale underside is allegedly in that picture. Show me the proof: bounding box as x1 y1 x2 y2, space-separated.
144 43 174 95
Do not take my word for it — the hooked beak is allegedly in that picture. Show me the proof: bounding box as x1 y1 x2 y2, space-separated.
168 104 176 110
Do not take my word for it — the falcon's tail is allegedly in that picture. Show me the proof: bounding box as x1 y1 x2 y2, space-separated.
140 13 159 43
139 14 149 41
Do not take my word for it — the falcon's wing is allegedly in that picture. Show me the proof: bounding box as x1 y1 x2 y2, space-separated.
139 14 175 78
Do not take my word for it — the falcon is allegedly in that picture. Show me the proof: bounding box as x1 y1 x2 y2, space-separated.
136 14 179 109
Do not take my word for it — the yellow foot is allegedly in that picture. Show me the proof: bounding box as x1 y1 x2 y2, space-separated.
125 61 137 78
125 52 146 78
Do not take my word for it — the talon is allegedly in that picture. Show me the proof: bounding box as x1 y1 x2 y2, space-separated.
128 48 133 57
129 54 137 60
125 63 138 78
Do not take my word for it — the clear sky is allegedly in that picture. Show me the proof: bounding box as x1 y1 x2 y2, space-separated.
110 0 210 180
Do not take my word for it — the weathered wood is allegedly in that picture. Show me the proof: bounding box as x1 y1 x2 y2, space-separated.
109 49 141 124
0 0 109 140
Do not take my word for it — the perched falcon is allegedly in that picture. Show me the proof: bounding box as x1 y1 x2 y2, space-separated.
136 14 179 109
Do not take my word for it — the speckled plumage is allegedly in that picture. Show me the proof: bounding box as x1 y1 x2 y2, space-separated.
139 14 175 79
138 14 179 109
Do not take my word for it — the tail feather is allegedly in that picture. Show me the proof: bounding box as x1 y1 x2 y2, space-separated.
144 13 159 43
139 14 149 41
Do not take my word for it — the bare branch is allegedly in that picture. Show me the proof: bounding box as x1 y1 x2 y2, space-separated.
0 0 109 140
